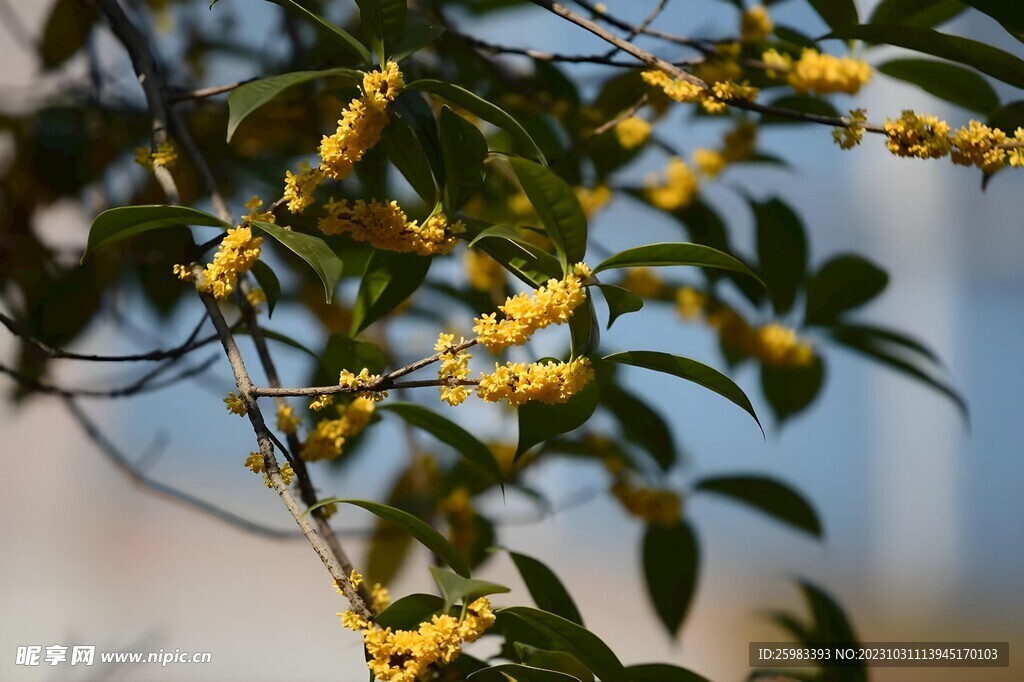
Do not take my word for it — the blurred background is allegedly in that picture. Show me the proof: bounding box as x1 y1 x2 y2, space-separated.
1 0 1023 680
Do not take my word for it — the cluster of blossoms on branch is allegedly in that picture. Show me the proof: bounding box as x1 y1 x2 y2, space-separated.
133 141 177 169
762 48 873 95
300 396 376 461
319 199 465 256
173 225 263 300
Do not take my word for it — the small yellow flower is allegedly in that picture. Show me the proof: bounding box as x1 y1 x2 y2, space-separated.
349 569 364 591
320 199 464 255
611 479 681 526
477 357 594 406
645 157 698 211
194 227 263 300
472 269 588 352
370 582 390 613
244 451 264 474
614 116 652 149
763 48 872 95
833 108 868 150
223 392 247 416
884 110 952 159
741 5 773 42
263 461 295 488
172 264 193 282
464 249 505 291
755 323 814 367
574 185 612 218
309 394 334 412
620 267 665 298
283 160 324 214
276 403 302 434
675 287 706 320
339 610 368 632
243 195 275 224
435 333 473 407
950 120 1008 172
693 148 727 178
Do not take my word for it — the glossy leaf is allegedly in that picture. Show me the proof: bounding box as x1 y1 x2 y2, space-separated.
305 498 471 576
694 475 823 538
226 68 362 141
507 550 584 625
626 664 711 682
643 521 699 637
878 59 998 115
84 205 226 260
596 284 643 329
392 15 446 62
869 0 968 28
266 0 371 64
381 115 438 204
355 0 407 64
600 384 676 471
429 566 509 611
518 648 594 682
375 593 445 630
823 25 1024 90
498 607 627 682
509 157 588 270
517 377 599 457
313 332 388 387
470 665 581 681
408 79 546 163
808 0 858 29
592 243 763 286
753 198 808 315
351 250 431 334
440 107 488 212
380 403 502 484
604 351 762 434
762 355 826 424
960 1 1024 34
251 221 344 304
568 297 600 358
250 260 281 317
804 254 889 325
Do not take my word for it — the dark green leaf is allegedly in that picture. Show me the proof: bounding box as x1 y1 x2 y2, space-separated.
408 79 546 163
960 0 1024 34
753 198 807 315
626 664 711 682
828 324 943 366
869 0 968 28
509 157 588 270
375 593 445 630
823 25 1024 90
313 332 387 387
518 648 593 682
251 221 344 304
695 475 823 538
266 0 372 64
40 0 98 69
603 351 762 434
593 243 763 286
226 68 362 141
429 566 510 611
773 25 819 49
466 222 562 287
380 402 502 484
440 107 488 212
878 59 998 115
498 607 627 682
804 254 889 325
305 498 471 576
808 0 858 29
568 297 600 357
600 384 676 471
382 114 438 204
355 0 407 64
236 328 320 362
507 550 584 625
84 205 226 260
643 521 699 637
250 260 281 317
762 355 826 424
517 376 599 457
596 284 643 329
469 665 581 681
392 15 445 61
351 250 431 334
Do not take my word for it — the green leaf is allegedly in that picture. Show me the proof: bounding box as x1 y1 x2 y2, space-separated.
381 115 438 204
355 0 407 64
509 157 588 271
603 351 762 434
869 0 968 28
694 475 823 538
596 284 643 329
380 403 502 484
592 243 763 286
518 648 594 682
313 332 388 386
808 0 858 29
375 593 445 630
351 250 431 334
408 79 546 163
470 665 581 681
305 499 471 576
804 254 889 325
498 607 627 682
626 664 711 682
84 205 227 260
600 383 676 471
753 198 807 315
823 24 1024 90
643 521 699 637
828 324 943 366
568 298 599 358
517 376 599 457
796 578 862 645
960 0 1024 34
429 566 510 611
250 260 281 317
267 0 371 64
40 0 98 70
507 550 584 625
250 221 344 304
468 223 562 288
226 68 362 141
762 355 826 424
774 25 820 49
878 59 998 115
392 15 446 62
440 107 488 212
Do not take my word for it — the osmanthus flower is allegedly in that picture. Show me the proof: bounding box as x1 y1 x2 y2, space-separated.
610 478 682 526
476 357 595 406
693 148 727 178
463 248 505 292
301 396 376 461
245 287 266 308
319 198 465 256
223 392 246 416
642 67 757 115
434 333 473 407
186 226 263 300
339 368 388 402
614 115 652 149
246 452 294 487
833 108 868 150
242 195 275 224
950 121 1009 172
282 161 323 214
370 582 390 613
619 267 668 299
883 110 952 159
740 5 773 42
574 185 612 218
134 141 177 169
472 265 589 353
276 403 301 434
263 462 294 488
762 48 872 95
754 323 814 367
644 157 699 211
675 287 707 320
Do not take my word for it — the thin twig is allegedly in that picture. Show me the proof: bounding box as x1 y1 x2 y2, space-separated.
0 355 219 399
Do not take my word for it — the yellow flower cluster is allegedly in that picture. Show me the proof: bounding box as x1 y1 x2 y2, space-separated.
692 43 743 85
243 195 275 224
693 148 727 178
883 110 952 159
356 598 496 682
755 323 814 367
574 185 613 218
246 452 295 487
614 116 651 149
339 368 388 402
282 160 324 214
620 267 667 299
371 582 390 613
318 62 403 181
611 479 681 526
245 287 266 308
134 141 177 169
642 68 756 114
301 396 376 461
472 267 589 352
223 392 246 416
833 108 868 150
675 287 706 320
276 403 301 434
477 357 594 406
951 120 1011 172
645 157 698 211
706 81 759 114
762 48 872 95
319 199 465 256
244 451 263 474
309 394 334 412
195 226 263 299
464 249 505 292
741 5 773 42
264 462 295 488
435 333 473 407
693 119 760 176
